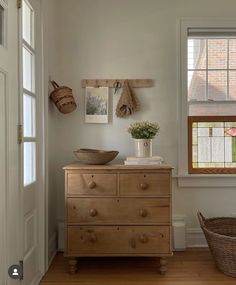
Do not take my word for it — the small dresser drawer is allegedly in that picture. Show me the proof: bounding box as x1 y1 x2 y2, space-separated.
119 173 170 196
67 226 170 255
67 173 117 196
67 198 170 224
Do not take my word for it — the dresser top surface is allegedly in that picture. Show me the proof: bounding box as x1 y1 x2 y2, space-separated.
63 162 173 170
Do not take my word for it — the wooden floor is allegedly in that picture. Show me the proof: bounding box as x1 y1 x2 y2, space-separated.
40 250 235 285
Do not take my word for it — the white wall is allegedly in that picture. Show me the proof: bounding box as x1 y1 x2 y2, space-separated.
42 0 62 260
45 0 236 243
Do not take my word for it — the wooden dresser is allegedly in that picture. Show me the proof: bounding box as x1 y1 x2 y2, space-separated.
63 163 173 274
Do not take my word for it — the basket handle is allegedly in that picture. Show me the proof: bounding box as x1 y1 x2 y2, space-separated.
197 211 206 227
50 80 60 90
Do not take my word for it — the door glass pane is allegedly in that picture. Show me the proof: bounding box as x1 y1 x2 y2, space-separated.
24 142 36 186
23 47 34 92
24 94 35 137
23 1 33 46
0 5 4 46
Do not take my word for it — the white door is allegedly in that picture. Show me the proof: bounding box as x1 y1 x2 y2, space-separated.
19 0 45 284
0 0 20 284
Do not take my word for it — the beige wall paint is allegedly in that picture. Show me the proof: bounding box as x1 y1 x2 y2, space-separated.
42 0 61 242
44 0 236 236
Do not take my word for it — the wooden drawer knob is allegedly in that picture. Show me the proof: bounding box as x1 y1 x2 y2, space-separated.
88 233 97 243
140 209 148 217
88 181 96 189
140 183 148 190
139 234 148 243
90 209 98 217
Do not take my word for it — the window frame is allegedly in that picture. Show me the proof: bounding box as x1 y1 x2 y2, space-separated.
179 18 236 180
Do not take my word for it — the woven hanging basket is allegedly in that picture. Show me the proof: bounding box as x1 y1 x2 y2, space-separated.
197 211 236 278
50 80 77 114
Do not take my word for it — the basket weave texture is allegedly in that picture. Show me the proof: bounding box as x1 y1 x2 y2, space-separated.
50 81 77 114
198 211 236 278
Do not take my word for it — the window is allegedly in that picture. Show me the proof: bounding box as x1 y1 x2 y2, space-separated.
187 28 236 174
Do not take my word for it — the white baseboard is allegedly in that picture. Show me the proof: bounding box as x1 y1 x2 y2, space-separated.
31 272 44 285
48 231 57 268
186 228 207 248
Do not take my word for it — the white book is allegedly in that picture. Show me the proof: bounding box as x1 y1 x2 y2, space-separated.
124 160 163 166
126 156 163 162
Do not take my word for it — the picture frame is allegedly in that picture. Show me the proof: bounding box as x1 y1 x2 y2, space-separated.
85 87 109 124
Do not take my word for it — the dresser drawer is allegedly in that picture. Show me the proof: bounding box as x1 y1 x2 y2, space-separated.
67 173 117 196
67 198 170 224
67 226 170 255
119 173 170 196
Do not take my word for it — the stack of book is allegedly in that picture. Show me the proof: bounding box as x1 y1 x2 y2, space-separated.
124 156 164 165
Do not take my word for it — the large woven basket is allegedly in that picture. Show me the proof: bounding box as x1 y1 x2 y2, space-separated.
50 80 77 114
197 211 236 277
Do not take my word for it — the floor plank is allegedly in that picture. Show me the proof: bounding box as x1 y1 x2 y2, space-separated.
40 250 235 285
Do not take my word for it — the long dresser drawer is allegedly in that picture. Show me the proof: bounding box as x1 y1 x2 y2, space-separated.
67 172 117 196
67 198 170 224
67 226 170 255
119 173 170 196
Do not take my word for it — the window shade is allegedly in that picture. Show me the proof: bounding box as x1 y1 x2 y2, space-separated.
188 28 236 38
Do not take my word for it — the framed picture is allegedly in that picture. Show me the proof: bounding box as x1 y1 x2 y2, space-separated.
85 87 109 123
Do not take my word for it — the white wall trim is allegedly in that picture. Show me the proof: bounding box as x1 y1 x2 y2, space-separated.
0 68 8 285
186 228 208 248
48 231 57 268
177 175 236 188
178 18 236 184
30 272 44 285
41 0 49 271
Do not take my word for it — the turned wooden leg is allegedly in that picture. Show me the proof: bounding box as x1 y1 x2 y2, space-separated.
68 258 78 274
159 257 168 275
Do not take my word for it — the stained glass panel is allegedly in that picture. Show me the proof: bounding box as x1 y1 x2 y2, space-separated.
190 117 236 172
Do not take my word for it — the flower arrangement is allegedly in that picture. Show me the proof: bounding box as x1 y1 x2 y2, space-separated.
128 121 160 139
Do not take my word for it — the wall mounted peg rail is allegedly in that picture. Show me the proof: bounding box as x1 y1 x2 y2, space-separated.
81 79 154 88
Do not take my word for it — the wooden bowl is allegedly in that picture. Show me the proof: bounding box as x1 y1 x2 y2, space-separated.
73 149 119 165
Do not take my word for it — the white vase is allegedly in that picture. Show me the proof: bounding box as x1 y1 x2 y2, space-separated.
134 139 152 157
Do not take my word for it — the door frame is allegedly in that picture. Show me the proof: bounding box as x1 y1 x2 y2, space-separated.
18 0 46 282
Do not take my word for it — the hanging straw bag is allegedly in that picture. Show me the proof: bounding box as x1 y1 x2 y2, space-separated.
50 80 77 114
